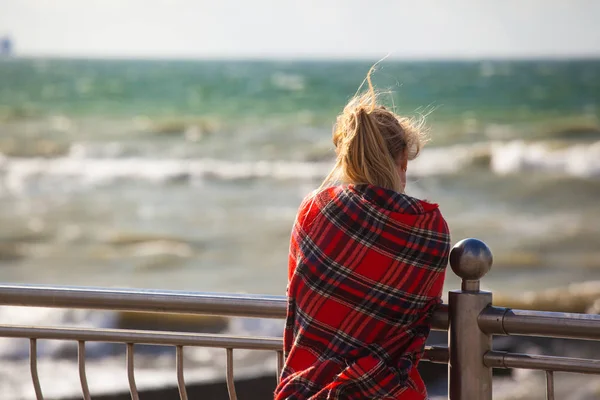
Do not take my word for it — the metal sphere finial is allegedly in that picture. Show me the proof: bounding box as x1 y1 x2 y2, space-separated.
449 238 493 285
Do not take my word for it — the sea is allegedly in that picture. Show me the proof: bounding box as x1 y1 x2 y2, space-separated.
0 58 600 399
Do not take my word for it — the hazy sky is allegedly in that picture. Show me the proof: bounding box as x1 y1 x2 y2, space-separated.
1 0 599 59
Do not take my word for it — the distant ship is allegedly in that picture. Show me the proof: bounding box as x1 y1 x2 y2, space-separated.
1 37 13 56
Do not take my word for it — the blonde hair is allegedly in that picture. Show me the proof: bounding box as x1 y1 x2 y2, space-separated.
321 66 427 192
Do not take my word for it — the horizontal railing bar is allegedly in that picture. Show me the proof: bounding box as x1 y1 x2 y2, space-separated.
0 325 283 350
0 284 285 319
424 344 450 364
0 324 448 363
434 304 449 330
0 284 449 330
479 306 600 341
484 351 600 374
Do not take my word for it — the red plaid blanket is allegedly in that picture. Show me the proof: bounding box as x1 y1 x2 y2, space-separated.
274 184 450 399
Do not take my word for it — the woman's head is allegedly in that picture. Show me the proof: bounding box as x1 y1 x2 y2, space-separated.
322 67 427 193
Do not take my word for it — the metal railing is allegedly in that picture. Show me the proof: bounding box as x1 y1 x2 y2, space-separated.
447 238 600 400
0 238 599 399
0 288 447 399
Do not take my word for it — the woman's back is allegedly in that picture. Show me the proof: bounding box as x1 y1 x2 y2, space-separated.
275 67 450 399
275 184 450 399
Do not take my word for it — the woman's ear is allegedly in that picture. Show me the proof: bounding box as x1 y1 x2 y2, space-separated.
400 158 408 172
397 157 408 192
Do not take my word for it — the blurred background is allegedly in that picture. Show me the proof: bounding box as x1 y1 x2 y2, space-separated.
0 1 599 399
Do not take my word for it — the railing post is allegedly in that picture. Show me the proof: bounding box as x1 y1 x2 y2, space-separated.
448 238 493 400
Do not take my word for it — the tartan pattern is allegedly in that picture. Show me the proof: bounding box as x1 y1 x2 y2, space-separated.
274 184 450 400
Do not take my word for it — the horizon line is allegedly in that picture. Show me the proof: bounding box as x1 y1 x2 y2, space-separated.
6 53 600 63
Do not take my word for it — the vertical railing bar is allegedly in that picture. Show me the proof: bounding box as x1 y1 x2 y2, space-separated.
448 239 493 400
545 370 555 400
77 341 91 400
276 350 284 384
225 348 238 400
29 339 44 400
126 343 140 400
176 345 189 400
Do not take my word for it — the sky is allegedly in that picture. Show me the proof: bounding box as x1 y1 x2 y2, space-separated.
1 0 599 59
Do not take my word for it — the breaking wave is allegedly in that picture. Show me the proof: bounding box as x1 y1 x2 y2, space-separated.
1 140 600 196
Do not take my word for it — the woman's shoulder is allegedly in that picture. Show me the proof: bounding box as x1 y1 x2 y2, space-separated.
299 185 341 205
295 186 341 222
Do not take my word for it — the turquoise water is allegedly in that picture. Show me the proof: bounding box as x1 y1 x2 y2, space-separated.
0 58 599 296
2 59 599 119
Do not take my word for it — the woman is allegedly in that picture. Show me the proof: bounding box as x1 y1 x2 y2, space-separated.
274 70 451 400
